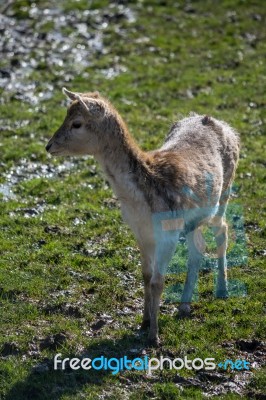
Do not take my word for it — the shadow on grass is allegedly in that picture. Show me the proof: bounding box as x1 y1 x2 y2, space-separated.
5 331 150 400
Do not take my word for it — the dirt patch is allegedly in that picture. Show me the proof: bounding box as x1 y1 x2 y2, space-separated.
0 2 135 105
1 158 81 201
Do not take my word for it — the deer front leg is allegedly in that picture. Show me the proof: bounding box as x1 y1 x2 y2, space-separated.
142 213 180 345
140 269 152 330
139 250 165 344
147 236 177 346
148 271 164 346
138 247 153 331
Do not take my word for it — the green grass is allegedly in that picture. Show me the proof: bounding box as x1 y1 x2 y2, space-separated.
0 0 265 399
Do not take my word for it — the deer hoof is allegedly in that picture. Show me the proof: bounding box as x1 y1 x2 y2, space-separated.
148 335 160 348
178 303 191 318
216 289 229 299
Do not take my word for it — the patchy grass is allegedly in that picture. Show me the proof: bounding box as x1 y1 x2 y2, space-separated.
0 0 265 399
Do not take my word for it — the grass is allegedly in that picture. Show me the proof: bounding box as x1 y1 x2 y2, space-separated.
0 0 265 399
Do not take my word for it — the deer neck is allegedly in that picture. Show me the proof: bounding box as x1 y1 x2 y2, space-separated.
94 117 149 205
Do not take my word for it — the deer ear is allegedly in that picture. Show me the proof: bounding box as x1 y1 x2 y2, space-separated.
62 87 79 101
62 88 90 112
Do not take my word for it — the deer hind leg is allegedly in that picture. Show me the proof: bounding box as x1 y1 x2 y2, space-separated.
211 215 229 298
179 228 205 316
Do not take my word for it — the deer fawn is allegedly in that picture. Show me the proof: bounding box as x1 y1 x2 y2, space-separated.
46 88 240 346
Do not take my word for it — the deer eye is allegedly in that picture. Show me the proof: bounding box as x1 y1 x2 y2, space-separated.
72 121 82 129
